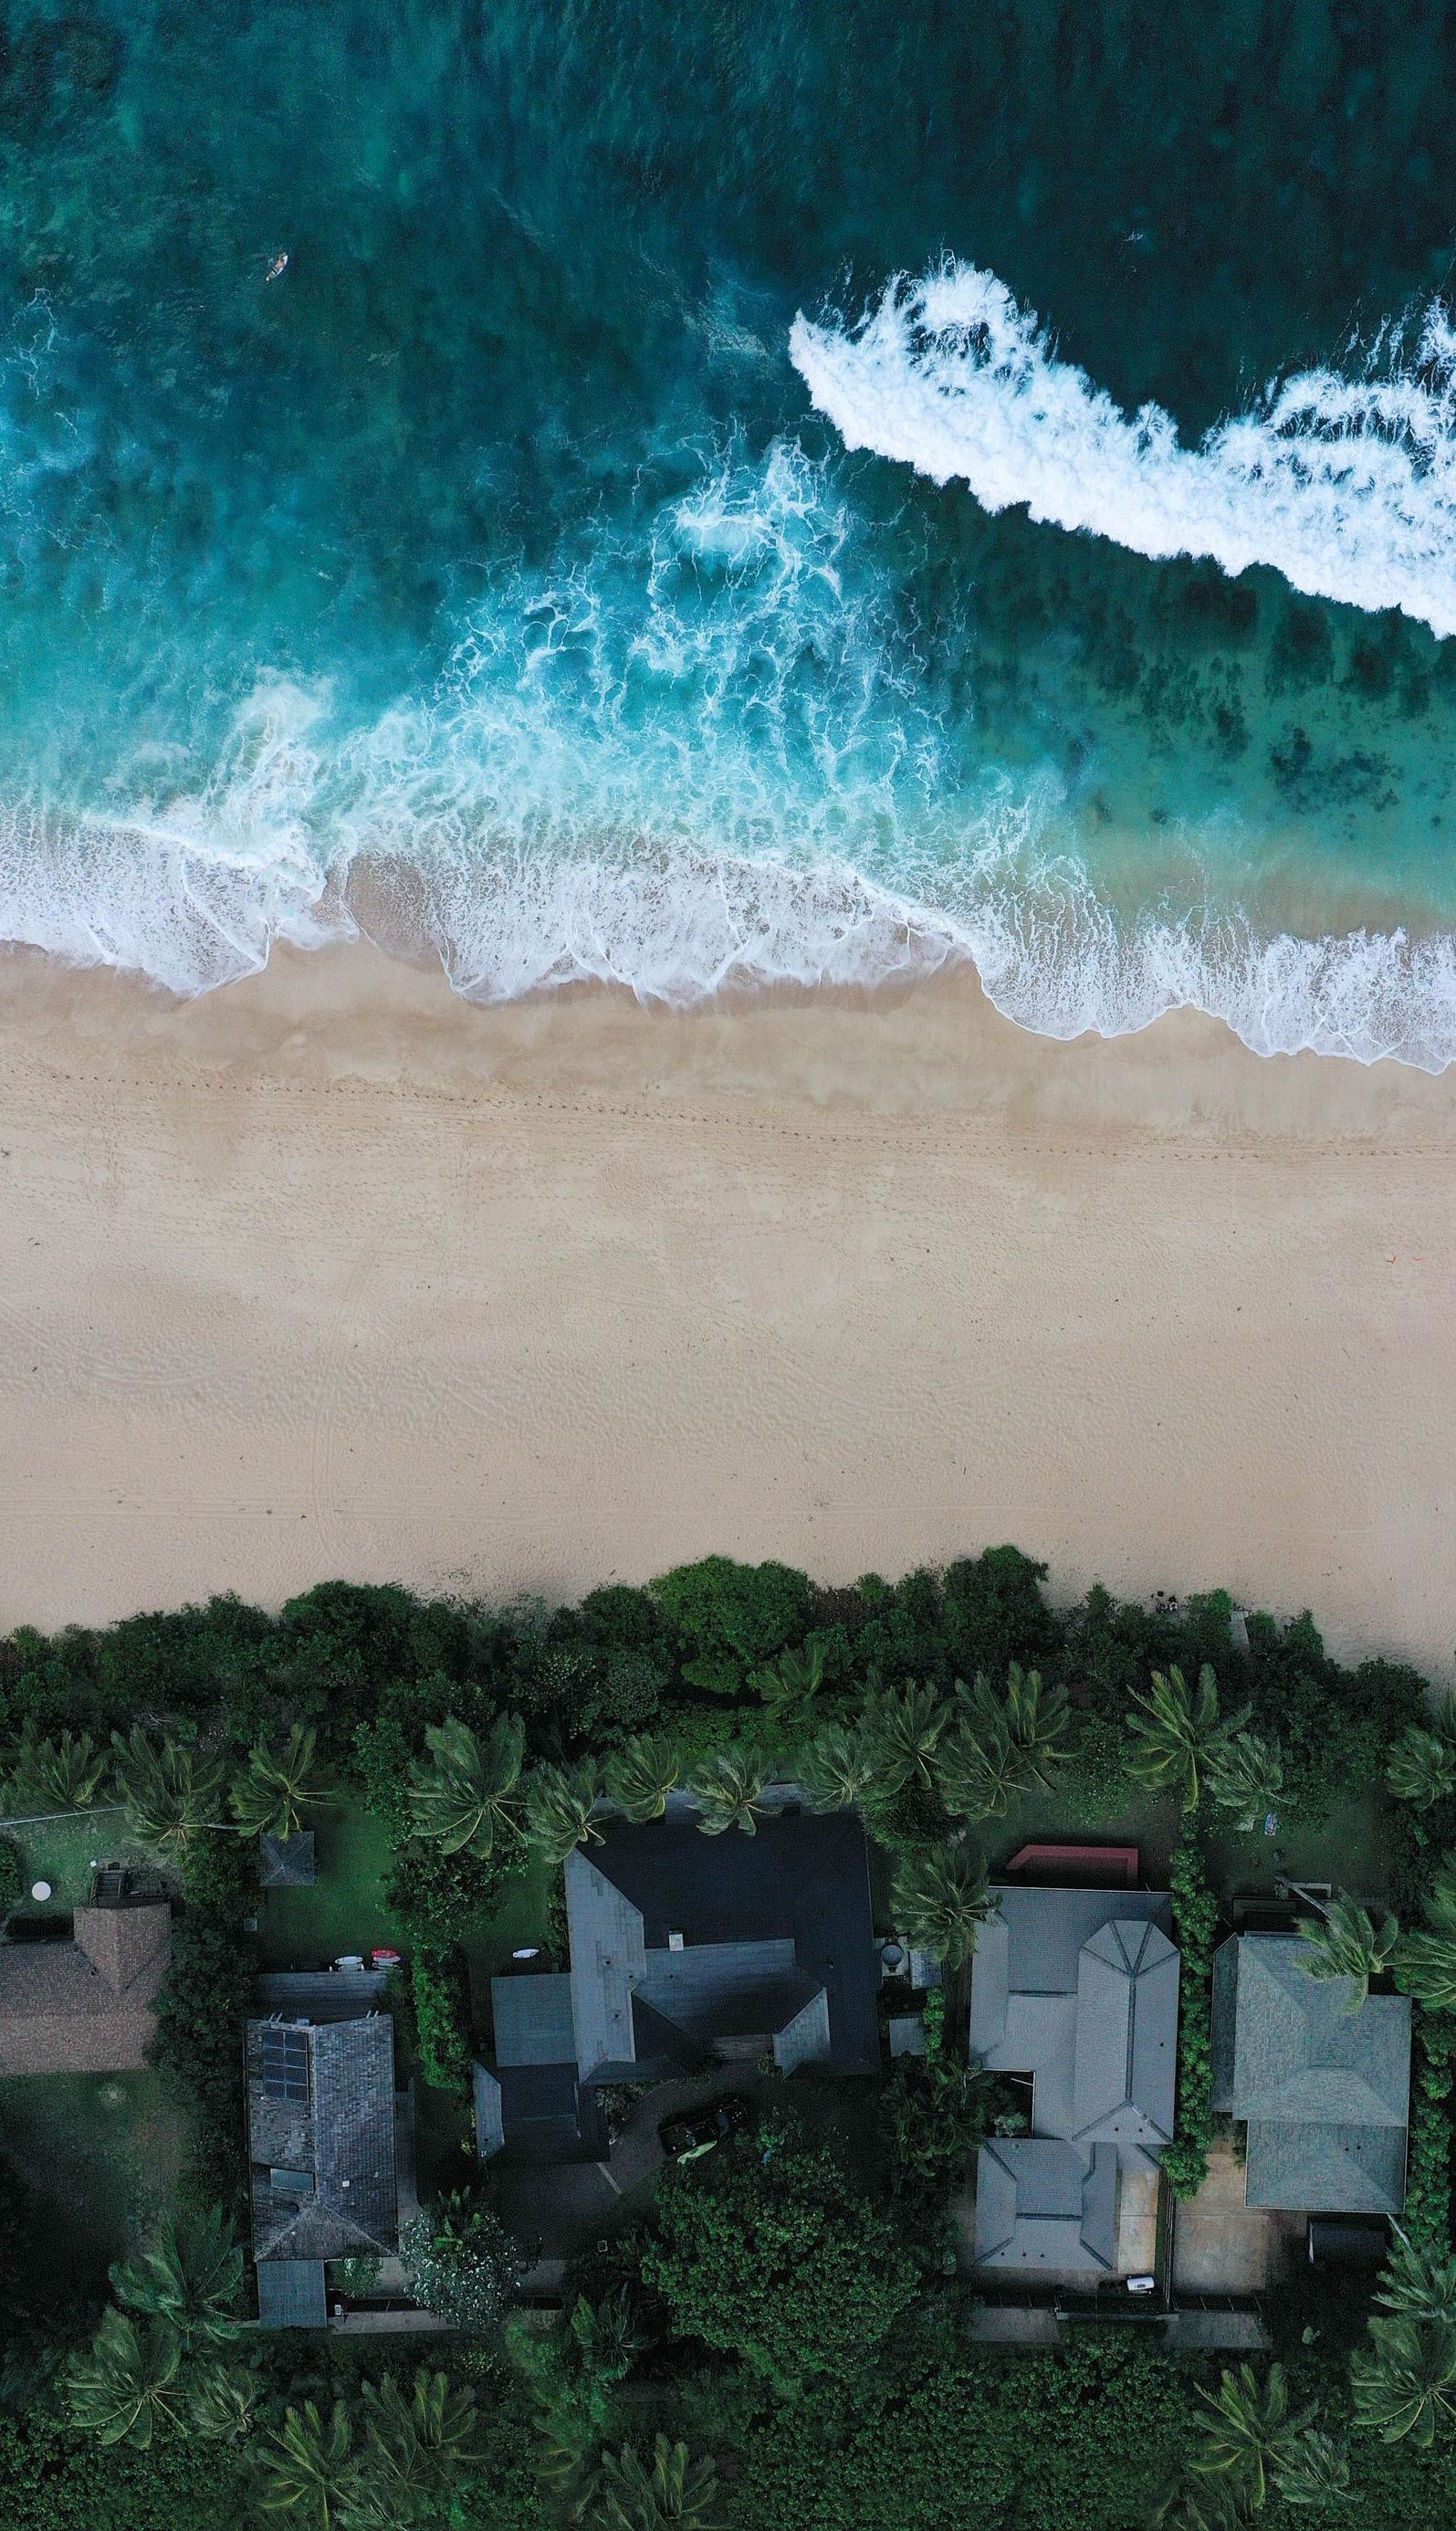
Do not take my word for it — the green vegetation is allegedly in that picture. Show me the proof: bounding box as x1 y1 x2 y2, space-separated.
1163 1817 1219 2199
2 1550 1453 2526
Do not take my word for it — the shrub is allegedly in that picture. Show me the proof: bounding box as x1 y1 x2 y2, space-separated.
411 1941 473 2093
640 2112 917 2397
150 1857 253 2214
0 1833 21 1912
1163 1816 1219 2199
402 2195 518 2333
650 1557 811 1697
1403 2011 1456 2253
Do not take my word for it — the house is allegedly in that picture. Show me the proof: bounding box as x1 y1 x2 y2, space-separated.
245 1976 399 2328
968 1885 1180 2275
0 1896 171 2077
1210 1933 1411 2216
476 1806 879 2159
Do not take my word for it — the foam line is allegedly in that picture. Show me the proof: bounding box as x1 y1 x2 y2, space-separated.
791 263 1456 637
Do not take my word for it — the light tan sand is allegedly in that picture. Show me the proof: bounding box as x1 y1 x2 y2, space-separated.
0 942 1451 1675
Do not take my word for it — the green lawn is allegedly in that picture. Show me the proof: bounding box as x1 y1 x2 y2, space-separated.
459 1856 554 2007
1204 1787 1393 1910
0 1807 160 1918
0 2071 192 2288
253 1805 553 2002
253 1808 400 1968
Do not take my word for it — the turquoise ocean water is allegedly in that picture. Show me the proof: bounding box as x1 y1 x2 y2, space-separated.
6 0 1456 1058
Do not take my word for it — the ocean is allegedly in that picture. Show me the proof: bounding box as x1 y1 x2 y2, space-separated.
5 0 1456 1061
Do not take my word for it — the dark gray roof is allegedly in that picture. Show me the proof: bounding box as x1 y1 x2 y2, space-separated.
255 1969 389 2022
974 2138 1118 2273
564 1811 878 2082
256 2259 327 2327
246 2013 398 2261
1211 1936 1411 2214
260 1833 316 1888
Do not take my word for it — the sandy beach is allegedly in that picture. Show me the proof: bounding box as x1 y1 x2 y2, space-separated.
0 942 1451 1678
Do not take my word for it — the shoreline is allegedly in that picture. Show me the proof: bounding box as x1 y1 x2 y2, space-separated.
0 940 1451 1675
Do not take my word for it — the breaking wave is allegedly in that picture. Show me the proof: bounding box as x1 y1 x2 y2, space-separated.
1 433 1455 1066
791 262 1456 637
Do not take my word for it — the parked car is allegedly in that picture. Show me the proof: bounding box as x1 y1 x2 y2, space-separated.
657 2094 753 2161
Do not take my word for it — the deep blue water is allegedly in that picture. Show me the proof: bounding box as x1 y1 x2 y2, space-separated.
6 0 1456 1055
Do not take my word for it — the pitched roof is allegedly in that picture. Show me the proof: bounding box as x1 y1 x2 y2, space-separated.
974 2138 1119 2273
259 1833 316 1888
0 1903 172 2075
970 1889 1178 2167
246 2013 398 2261
562 1811 878 2084
1211 1935 1411 2214
256 2259 328 2328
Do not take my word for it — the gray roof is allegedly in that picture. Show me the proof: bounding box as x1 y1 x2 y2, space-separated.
492 1972 576 2067
970 1888 1178 2166
255 1969 389 2022
975 2138 1119 2273
1210 1936 1411 2214
246 2012 398 2261
259 1833 316 1888
967 1885 1178 2278
256 2259 327 2327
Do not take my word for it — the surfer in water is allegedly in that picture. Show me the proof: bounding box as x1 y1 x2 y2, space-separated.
265 251 288 283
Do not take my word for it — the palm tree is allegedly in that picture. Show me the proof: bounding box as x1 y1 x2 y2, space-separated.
590 2437 720 2531
799 1724 876 1813
406 1713 524 1859
891 1845 997 1971
524 1759 603 1864
1207 1729 1284 1833
570 2286 646 2396
110 2206 244 2350
1375 2232 1456 2328
110 1727 225 1862
603 1733 681 1823
1296 1892 1398 2011
1189 2364 1309 2510
65 2307 183 2450
1273 2428 1352 2508
860 1683 948 1797
1000 1665 1073 1783
229 1724 338 1840
252 2400 357 2527
5 1724 108 1814
1388 1717 1456 1812
1394 1858 1456 2011
689 1746 768 1836
1350 2318 1456 2446
1125 1665 1248 1812
756 1640 829 1733
187 2360 259 2445
1149 2477 1244 2531
358 2369 485 2517
936 1715 1023 1822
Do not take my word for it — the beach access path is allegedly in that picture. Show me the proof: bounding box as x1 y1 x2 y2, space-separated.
0 941 1450 1677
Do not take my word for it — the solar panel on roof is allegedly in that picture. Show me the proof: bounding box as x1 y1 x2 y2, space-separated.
260 2026 309 2104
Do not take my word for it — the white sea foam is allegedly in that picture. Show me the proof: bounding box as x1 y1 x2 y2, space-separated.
791 262 1456 637
1 436 1455 1066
